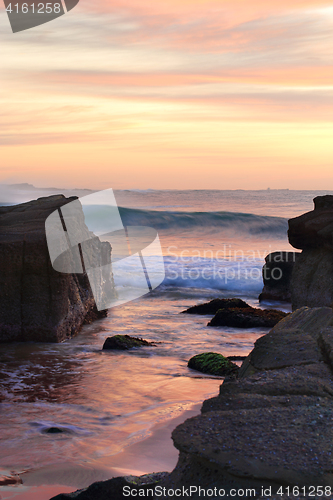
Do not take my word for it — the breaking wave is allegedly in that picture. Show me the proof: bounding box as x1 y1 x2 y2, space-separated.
118 207 288 237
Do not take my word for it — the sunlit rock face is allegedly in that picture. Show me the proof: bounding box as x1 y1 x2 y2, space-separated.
0 195 108 343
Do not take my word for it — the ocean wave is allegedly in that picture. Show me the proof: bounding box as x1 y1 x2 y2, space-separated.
118 207 288 236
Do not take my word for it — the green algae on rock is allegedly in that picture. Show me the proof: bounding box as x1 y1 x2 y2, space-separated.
102 334 156 350
188 352 238 376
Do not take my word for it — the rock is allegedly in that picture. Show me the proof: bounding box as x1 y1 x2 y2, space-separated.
227 355 246 361
208 306 287 328
288 195 333 250
102 335 156 350
291 247 333 309
287 196 333 309
172 403 333 489
0 195 111 343
182 298 248 315
187 352 238 377
243 329 323 371
44 427 65 434
231 362 333 397
52 307 333 497
0 473 22 486
167 307 333 492
259 251 300 303
182 298 287 328
318 328 333 369
49 472 169 500
270 305 333 340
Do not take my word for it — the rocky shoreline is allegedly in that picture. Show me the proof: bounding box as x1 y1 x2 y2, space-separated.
50 306 333 499
50 195 333 499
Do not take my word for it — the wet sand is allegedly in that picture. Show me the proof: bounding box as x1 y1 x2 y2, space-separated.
0 403 202 500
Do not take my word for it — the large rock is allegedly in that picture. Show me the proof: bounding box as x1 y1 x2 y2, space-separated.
288 195 333 309
167 307 333 493
208 306 287 328
288 195 333 250
259 251 300 303
182 298 249 315
291 247 333 310
0 195 111 343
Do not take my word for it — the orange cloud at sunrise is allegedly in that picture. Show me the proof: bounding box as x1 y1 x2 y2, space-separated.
1 0 333 189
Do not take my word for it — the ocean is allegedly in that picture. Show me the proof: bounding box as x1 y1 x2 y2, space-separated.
0 187 331 499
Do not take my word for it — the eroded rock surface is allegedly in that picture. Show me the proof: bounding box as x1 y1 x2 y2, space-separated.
0 195 110 342
169 307 333 493
288 195 333 309
49 307 333 499
259 251 300 303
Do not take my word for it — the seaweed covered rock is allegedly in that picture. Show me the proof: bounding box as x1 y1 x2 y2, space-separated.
208 306 287 328
182 298 248 315
187 352 238 376
102 334 155 350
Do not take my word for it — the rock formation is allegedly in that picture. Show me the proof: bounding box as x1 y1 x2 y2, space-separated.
259 251 300 303
0 195 111 343
288 195 333 310
208 305 287 328
168 306 333 494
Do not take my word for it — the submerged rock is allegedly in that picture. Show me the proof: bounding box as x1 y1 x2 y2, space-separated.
208 306 287 328
187 352 238 377
44 427 65 434
259 251 300 303
0 473 22 486
102 334 156 350
182 298 248 315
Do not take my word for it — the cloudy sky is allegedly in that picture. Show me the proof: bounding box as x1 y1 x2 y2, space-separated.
1 0 333 189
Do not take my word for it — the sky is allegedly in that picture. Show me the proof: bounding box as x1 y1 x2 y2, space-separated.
1 0 333 190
